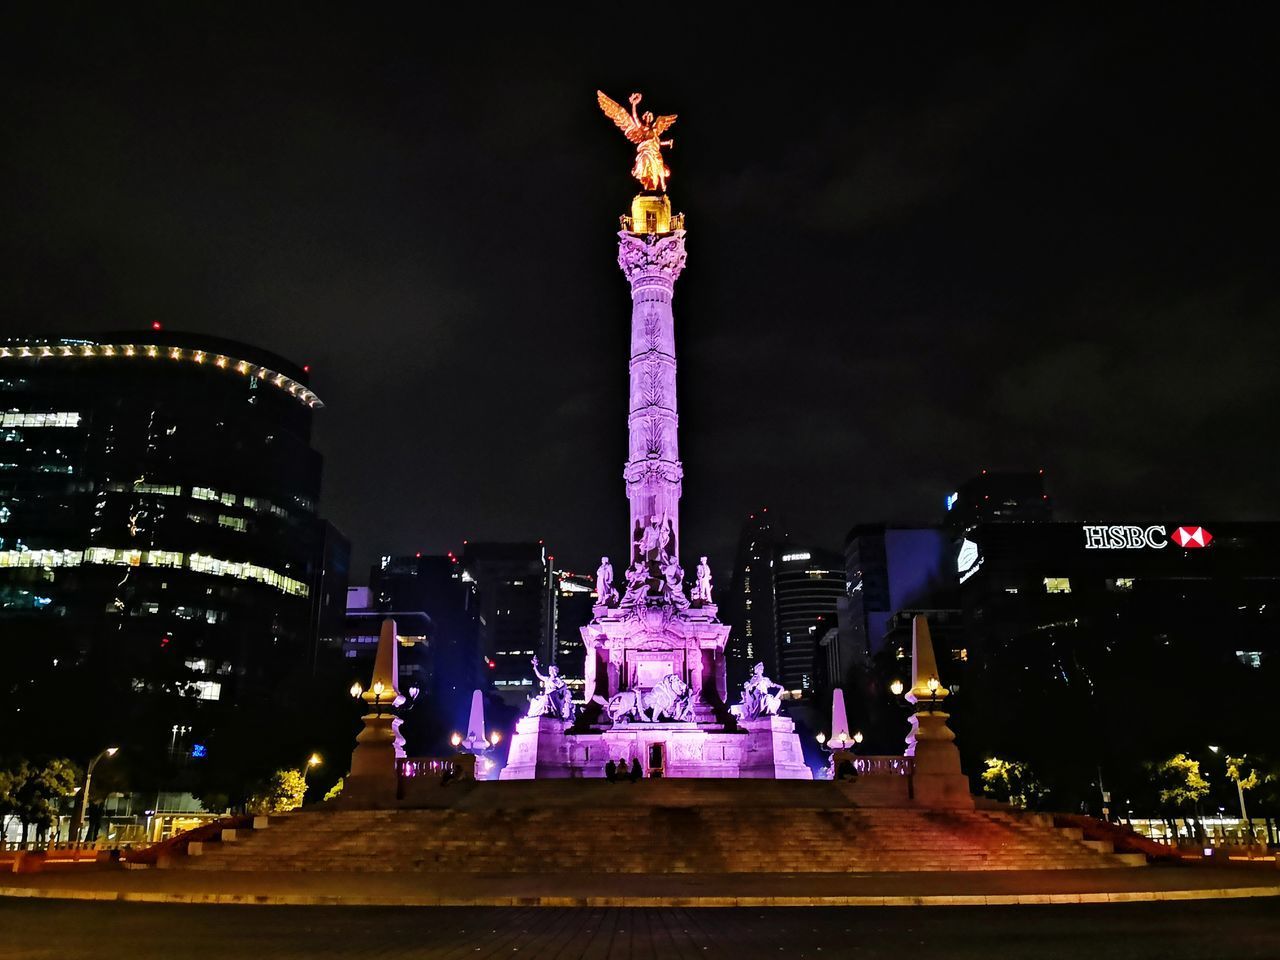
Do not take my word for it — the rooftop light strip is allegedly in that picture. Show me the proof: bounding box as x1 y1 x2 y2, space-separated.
0 342 323 409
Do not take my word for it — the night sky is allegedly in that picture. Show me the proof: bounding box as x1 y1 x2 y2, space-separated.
3 9 1275 580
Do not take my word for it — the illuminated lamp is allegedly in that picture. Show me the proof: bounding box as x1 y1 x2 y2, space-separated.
349 682 363 699
490 730 502 745
451 732 462 747
889 679 904 697
152 321 163 331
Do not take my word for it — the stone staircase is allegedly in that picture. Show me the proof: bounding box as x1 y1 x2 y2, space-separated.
178 780 1143 874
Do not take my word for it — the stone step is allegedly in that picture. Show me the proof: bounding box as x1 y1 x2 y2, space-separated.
173 805 1123 875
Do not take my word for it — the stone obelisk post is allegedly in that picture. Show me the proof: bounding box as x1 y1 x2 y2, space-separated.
904 614 973 808
618 195 687 565
344 618 405 805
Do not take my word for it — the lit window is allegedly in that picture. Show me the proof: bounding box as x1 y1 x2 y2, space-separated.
0 549 81 569
0 412 82 428
188 680 222 701
1235 651 1262 669
1107 578 1135 592
1043 577 1072 594
217 515 247 533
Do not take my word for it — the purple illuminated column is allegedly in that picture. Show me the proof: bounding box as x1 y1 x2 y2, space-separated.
617 229 687 563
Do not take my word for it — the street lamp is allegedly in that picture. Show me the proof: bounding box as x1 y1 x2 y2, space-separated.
925 676 942 710
889 679 905 697
72 747 118 843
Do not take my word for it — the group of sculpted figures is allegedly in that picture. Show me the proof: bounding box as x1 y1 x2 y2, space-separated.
526 657 784 726
592 518 713 616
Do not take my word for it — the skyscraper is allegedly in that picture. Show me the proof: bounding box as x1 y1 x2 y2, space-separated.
461 541 550 706
724 511 842 696
772 547 844 696
0 330 346 769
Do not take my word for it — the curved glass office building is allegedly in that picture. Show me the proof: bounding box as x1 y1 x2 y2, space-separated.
0 330 347 770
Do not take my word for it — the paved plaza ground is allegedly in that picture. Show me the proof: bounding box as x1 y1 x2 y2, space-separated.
2 863 1277 907
1 898 1278 959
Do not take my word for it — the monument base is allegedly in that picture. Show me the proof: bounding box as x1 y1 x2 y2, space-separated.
737 716 813 779
905 713 975 809
500 715 812 780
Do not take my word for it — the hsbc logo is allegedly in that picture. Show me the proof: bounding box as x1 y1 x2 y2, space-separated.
1083 524 1213 550
1171 526 1213 548
1084 525 1167 550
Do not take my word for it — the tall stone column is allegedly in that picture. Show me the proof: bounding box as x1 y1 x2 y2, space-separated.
618 226 687 563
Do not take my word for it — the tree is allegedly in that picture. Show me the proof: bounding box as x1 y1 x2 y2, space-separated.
981 757 1048 809
322 778 344 803
246 768 307 815
12 759 81 844
0 761 27 839
1149 753 1210 842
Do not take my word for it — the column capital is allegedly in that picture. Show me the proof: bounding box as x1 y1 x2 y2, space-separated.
617 231 687 285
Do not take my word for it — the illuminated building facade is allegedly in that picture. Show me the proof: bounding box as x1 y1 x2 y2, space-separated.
773 548 844 697
841 524 955 658
725 512 842 696
0 330 347 767
366 552 482 701
460 542 551 706
725 511 783 682
548 568 596 693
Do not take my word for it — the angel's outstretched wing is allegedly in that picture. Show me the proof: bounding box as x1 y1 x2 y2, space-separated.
597 90 644 143
652 114 677 136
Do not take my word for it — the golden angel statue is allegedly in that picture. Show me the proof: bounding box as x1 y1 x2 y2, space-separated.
597 90 677 192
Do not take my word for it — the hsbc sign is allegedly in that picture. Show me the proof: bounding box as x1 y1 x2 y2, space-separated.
1083 525 1213 550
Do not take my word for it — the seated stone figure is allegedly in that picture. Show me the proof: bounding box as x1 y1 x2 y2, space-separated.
729 662 784 721
527 656 576 722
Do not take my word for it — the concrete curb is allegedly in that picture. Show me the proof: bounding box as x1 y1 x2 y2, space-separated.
1 884 1277 909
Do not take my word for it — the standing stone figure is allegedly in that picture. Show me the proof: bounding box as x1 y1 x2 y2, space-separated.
730 662 784 721
691 556 713 604
528 656 575 722
595 556 618 606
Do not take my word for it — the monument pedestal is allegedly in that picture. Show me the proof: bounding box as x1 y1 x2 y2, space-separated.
906 711 974 809
500 716 574 780
737 716 812 780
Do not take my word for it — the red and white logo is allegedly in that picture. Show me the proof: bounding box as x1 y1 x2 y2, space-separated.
1171 526 1213 548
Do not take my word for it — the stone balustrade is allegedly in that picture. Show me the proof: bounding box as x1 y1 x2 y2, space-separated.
396 756 475 781
851 756 916 777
